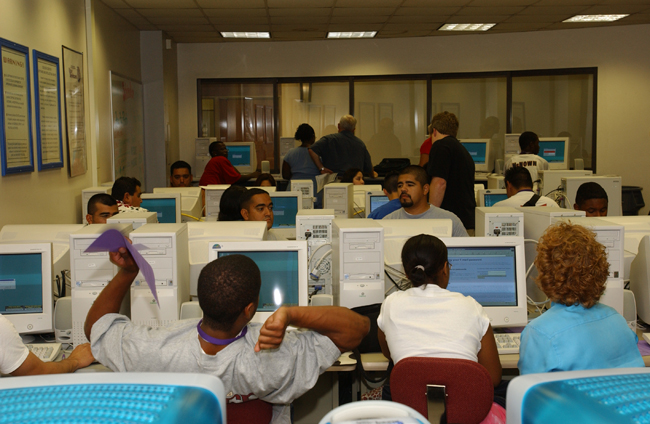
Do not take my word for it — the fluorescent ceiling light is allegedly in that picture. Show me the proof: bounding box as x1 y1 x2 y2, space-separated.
220 32 270 39
439 23 495 31
564 15 628 23
327 32 377 38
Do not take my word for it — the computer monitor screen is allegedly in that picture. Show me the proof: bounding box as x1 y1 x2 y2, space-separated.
484 193 508 207
208 241 308 323
0 243 53 335
270 192 302 229
224 142 257 174
441 237 527 327
153 187 202 221
460 139 492 172
140 193 181 224
538 137 569 170
369 194 389 213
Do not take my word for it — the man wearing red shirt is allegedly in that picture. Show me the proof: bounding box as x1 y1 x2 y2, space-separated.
199 141 259 186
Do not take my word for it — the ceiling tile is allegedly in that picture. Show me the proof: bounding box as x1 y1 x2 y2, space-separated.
172 36 224 43
534 0 602 4
148 17 210 25
327 23 384 31
382 23 442 31
100 0 130 8
270 24 329 31
267 0 334 7
517 6 591 15
203 9 268 17
445 15 510 22
270 16 330 24
376 30 435 37
269 8 331 16
402 0 471 6
394 7 461 15
212 24 271 31
158 24 215 32
491 22 550 30
125 0 197 8
389 15 452 23
580 5 649 14
114 8 144 19
505 14 571 23
598 0 650 4
166 31 220 38
330 16 389 24
332 7 395 16
197 0 265 7
136 8 204 17
209 17 270 25
271 31 326 39
126 20 159 30
456 6 526 14
335 0 402 6
468 0 537 4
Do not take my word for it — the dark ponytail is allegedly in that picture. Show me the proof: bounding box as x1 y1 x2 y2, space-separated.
401 234 448 288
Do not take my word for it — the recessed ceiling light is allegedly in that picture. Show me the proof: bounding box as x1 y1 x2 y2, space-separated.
564 14 628 23
220 32 270 39
439 23 496 31
327 32 377 39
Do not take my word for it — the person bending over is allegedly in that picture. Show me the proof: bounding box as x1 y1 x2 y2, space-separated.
574 182 608 217
170 160 193 187
1 315 94 376
86 193 119 224
518 222 643 374
111 176 148 212
84 250 369 423
377 234 502 387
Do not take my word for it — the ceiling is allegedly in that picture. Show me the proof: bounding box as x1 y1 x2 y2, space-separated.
99 0 650 43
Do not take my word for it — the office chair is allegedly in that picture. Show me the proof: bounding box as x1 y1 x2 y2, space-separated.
0 372 226 424
390 357 494 424
319 400 430 424
227 399 273 424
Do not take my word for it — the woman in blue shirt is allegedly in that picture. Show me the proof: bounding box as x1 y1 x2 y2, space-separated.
518 222 644 374
282 124 321 206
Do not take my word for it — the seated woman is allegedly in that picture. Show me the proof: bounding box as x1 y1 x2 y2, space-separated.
255 173 276 187
217 185 247 221
341 168 365 185
377 234 502 387
518 222 644 374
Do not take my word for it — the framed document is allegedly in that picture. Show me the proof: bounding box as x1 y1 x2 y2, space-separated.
33 50 63 170
62 46 87 178
0 38 34 175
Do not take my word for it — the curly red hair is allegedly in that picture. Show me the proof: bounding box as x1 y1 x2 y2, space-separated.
534 222 609 308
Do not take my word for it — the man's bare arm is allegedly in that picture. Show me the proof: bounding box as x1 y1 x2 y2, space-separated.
11 343 95 376
256 306 370 352
429 176 447 207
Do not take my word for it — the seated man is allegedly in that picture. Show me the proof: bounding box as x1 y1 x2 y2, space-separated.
574 182 608 217
383 165 468 237
111 176 148 212
494 167 559 208
84 249 369 422
199 141 259 186
86 193 119 224
240 188 287 240
170 160 193 187
1 315 94 376
503 131 549 192
367 171 401 220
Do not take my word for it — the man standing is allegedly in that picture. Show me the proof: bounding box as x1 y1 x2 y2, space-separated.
309 115 375 177
86 193 119 224
199 141 259 186
384 166 468 237
503 131 549 189
170 161 193 187
494 167 559 208
367 171 401 220
426 112 476 233
111 177 148 212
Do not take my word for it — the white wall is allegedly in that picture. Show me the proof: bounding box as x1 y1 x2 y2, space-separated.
178 24 650 214
0 0 91 228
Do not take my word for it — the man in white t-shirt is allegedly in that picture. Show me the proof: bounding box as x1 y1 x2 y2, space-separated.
503 131 549 192
494 167 559 208
0 315 94 375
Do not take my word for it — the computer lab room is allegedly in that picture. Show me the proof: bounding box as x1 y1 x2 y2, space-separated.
2 1 650 423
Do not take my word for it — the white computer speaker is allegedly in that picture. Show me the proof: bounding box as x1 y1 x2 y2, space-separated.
623 289 637 332
310 294 334 306
261 161 271 174
180 301 203 320
54 297 73 344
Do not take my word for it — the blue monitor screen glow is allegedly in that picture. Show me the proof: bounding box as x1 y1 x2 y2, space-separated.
140 198 178 223
217 250 300 312
0 253 43 315
461 142 487 165
271 196 299 229
484 193 508 207
369 195 389 213
538 141 566 164
227 145 252 166
446 246 518 307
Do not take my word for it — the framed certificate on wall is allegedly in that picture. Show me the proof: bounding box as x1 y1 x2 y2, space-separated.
33 50 64 170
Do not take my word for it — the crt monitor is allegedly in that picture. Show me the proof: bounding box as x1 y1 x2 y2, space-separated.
0 243 53 337
629 235 650 324
478 189 508 207
460 139 492 173
538 137 569 170
208 241 308 323
153 187 203 221
224 142 257 174
269 191 303 229
140 193 182 224
366 191 389 216
441 236 527 328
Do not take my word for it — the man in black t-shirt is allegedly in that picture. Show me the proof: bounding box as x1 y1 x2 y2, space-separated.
426 111 476 231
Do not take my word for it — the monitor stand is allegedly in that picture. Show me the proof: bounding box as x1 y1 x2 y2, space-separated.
20 334 36 343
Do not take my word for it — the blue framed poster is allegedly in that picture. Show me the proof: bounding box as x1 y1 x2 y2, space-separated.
0 38 33 175
33 50 63 170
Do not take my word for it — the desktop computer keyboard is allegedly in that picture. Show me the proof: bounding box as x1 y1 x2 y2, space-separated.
494 333 521 354
25 343 62 362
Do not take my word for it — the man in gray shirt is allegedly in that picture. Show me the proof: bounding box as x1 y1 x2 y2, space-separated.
85 248 369 424
384 165 469 237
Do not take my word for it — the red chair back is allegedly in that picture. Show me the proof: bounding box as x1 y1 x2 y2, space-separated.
391 357 493 424
227 399 273 424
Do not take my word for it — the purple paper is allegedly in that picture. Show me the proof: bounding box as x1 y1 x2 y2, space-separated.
84 229 159 307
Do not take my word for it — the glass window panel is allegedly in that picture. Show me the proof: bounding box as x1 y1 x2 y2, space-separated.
354 80 427 165
512 74 594 169
431 77 507 168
